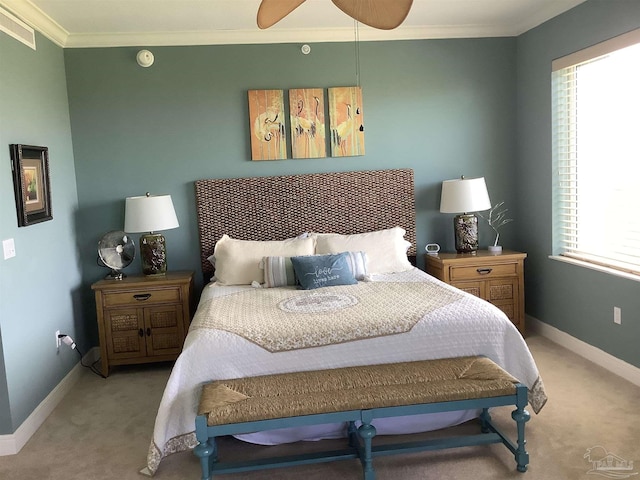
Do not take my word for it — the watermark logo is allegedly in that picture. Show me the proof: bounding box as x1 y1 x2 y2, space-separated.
584 446 638 478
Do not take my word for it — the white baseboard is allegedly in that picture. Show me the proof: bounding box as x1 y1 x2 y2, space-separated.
0 347 100 456
527 315 640 388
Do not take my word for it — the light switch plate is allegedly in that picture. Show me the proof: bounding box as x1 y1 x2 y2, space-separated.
614 307 621 325
3 238 16 260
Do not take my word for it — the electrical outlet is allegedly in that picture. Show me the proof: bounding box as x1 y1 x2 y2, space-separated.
55 330 61 348
613 307 621 325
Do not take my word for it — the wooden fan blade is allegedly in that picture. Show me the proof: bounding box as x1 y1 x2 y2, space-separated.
331 0 413 30
257 0 307 29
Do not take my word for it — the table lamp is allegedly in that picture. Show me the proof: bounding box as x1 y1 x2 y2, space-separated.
440 176 491 253
124 193 179 275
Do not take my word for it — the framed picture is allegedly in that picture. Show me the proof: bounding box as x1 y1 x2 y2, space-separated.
10 144 52 227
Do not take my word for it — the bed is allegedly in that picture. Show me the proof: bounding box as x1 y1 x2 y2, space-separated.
143 168 547 476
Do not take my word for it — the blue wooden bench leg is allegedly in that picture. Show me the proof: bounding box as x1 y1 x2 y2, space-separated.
479 408 491 433
194 415 217 480
512 408 530 472
512 387 531 472
358 416 377 480
193 438 216 480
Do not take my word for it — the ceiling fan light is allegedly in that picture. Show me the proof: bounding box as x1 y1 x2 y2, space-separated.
257 0 307 29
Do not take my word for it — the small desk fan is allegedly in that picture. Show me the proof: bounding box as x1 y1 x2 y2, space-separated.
97 231 135 280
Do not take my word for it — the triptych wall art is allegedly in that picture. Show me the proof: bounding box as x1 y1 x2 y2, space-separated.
248 86 365 161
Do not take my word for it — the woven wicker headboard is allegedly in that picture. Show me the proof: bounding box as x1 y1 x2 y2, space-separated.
195 168 416 280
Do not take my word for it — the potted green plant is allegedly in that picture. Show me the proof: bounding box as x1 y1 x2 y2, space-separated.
479 202 513 253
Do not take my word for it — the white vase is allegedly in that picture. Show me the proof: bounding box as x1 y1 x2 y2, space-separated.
488 245 502 254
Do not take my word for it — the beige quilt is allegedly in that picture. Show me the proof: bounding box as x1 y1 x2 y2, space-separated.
190 282 463 352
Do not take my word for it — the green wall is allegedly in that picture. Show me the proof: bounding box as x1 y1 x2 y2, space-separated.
0 31 81 433
63 38 518 320
2 0 638 438
516 0 640 368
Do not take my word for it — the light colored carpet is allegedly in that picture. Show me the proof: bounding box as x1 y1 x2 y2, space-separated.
0 335 639 480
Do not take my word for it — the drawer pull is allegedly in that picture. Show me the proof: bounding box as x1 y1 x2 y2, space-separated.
146 328 151 337
133 293 152 301
138 328 144 337
477 268 493 275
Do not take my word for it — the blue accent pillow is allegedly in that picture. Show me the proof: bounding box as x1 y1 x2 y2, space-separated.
261 251 368 288
290 253 358 290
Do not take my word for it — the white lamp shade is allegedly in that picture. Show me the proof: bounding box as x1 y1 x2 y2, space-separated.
124 194 179 233
440 177 492 214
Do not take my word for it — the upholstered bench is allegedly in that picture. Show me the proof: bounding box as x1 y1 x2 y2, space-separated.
194 356 530 480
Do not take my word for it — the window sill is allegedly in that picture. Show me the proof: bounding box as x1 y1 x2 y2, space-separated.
549 255 640 283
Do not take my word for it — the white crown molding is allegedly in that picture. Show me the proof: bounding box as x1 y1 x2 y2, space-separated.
63 24 515 49
0 0 67 47
0 348 99 456
527 315 640 388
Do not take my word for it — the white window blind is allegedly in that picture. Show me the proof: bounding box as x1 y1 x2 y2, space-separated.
552 29 640 277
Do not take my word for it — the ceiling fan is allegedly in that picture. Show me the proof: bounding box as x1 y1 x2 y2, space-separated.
257 0 414 30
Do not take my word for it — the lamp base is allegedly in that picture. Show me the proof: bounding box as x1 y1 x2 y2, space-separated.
453 214 479 253
139 233 168 276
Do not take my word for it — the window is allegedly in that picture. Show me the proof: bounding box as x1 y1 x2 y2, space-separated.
552 29 640 277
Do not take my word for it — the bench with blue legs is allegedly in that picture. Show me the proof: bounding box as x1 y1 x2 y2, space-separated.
194 356 530 480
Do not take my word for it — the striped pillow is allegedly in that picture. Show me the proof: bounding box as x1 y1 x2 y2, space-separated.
343 251 368 280
261 251 368 288
262 255 296 288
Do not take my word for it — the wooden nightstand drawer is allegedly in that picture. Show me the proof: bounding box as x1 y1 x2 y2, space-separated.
103 287 181 307
449 262 517 281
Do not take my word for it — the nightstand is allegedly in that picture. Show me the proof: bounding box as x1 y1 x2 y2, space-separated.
424 251 527 334
91 271 194 376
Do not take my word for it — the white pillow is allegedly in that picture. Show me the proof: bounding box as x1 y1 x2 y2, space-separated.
213 234 315 285
313 227 412 274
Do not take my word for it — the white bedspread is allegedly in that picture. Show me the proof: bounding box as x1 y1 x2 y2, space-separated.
143 268 546 476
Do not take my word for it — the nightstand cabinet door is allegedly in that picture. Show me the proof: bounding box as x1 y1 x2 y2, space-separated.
487 277 519 324
425 251 526 334
450 281 486 299
144 304 185 356
104 307 146 360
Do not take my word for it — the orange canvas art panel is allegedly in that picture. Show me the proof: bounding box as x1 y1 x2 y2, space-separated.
289 88 326 159
248 89 287 161
328 86 365 157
